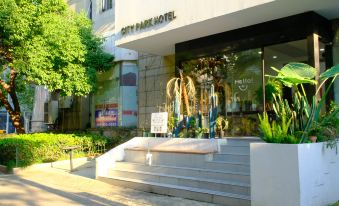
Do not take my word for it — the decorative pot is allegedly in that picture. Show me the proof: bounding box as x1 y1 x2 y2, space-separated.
220 130 224 138
309 135 317 143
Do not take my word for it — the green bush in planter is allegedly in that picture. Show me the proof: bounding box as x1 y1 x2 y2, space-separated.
258 112 299 144
260 63 338 144
0 133 108 168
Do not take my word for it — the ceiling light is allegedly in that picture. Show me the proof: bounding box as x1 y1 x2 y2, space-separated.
258 51 262 54
273 56 278 59
320 48 325 52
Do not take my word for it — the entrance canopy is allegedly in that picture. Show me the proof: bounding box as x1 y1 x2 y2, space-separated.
115 0 339 55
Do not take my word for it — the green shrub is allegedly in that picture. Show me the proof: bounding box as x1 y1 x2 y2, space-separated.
0 133 109 168
329 201 339 206
87 127 135 148
258 112 299 144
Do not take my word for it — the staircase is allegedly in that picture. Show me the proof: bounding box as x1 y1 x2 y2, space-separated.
97 137 261 206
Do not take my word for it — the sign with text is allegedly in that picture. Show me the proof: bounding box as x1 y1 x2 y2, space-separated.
234 78 254 91
95 105 119 127
151 112 168 134
121 11 176 36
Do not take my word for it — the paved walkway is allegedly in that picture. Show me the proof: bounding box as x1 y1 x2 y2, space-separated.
0 161 215 206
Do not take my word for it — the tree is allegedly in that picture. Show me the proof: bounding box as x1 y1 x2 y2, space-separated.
0 0 114 133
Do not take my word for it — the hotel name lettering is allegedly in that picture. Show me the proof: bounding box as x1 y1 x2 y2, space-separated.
121 11 176 35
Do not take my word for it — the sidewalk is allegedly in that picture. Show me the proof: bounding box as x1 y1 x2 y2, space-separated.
0 161 215 206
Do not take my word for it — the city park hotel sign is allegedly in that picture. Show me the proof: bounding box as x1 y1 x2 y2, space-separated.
121 11 176 35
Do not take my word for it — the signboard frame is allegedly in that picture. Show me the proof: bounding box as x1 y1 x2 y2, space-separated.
150 112 168 134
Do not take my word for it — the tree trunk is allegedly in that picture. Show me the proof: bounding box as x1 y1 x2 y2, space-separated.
9 111 25 134
0 68 25 134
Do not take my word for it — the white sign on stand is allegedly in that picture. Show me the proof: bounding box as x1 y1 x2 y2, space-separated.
151 112 168 134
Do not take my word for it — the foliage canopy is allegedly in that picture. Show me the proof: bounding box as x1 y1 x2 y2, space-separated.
0 0 113 133
0 0 113 96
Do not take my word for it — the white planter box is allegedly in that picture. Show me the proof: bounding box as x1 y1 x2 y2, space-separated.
251 142 339 206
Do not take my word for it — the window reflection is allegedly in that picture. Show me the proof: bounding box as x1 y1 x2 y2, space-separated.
264 39 308 108
182 48 262 136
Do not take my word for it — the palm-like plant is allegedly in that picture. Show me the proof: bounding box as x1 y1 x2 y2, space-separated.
166 70 196 116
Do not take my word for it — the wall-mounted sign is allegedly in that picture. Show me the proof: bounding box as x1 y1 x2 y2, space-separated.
95 103 119 127
151 112 168 134
121 11 176 36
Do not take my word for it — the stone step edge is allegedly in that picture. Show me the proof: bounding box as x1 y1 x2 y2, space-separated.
208 160 250 166
220 145 250 149
111 168 251 187
225 137 261 141
215 153 250 156
116 161 250 176
99 175 251 201
123 157 250 166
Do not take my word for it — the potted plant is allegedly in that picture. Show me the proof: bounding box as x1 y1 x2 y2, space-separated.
195 127 204 139
167 116 175 135
216 116 228 138
202 128 209 139
307 122 322 143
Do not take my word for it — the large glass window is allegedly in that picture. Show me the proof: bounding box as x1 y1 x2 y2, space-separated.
179 37 325 137
333 24 339 104
182 48 262 136
264 39 308 107
264 38 328 108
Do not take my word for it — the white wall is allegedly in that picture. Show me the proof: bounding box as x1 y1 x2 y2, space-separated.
251 143 300 206
298 143 339 206
68 0 91 15
251 142 339 206
92 0 115 37
102 35 138 61
68 0 138 62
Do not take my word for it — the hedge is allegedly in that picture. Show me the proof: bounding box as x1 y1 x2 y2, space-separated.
0 133 108 168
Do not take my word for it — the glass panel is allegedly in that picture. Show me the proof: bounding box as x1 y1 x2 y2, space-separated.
333 26 339 105
91 65 120 127
182 48 262 136
264 39 308 109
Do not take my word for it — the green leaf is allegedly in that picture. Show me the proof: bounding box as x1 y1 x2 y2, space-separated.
320 64 339 80
270 62 317 87
280 62 316 79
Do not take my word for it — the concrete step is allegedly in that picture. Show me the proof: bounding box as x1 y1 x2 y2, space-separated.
205 161 249 173
219 145 249 154
213 153 250 163
109 169 250 195
124 149 210 167
115 161 250 184
124 149 249 173
98 176 251 206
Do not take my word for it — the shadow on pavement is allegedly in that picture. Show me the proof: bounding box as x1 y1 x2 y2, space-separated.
3 177 127 206
51 159 96 179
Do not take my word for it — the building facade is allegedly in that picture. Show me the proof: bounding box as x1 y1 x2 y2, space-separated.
65 0 139 130
115 0 339 135
30 0 139 132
